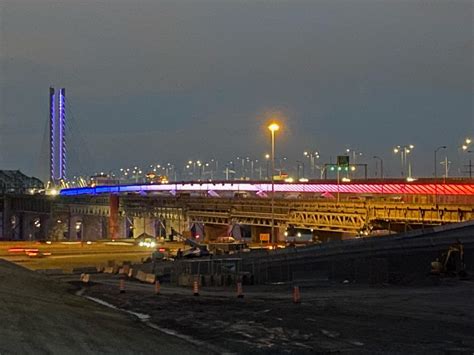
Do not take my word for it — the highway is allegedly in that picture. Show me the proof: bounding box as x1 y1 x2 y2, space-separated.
0 241 153 272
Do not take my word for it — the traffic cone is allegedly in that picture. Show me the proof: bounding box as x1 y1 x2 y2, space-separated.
119 278 125 293
155 280 161 295
236 281 244 298
193 279 199 296
293 286 301 304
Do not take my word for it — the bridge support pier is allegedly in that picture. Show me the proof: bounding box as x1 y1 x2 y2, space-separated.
82 215 105 241
1 197 12 240
67 215 82 240
21 213 40 241
109 195 119 240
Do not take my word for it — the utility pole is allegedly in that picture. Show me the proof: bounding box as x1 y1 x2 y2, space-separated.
463 160 473 178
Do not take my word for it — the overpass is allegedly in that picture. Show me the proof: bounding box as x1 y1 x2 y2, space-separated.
60 179 474 201
2 179 474 241
56 179 474 241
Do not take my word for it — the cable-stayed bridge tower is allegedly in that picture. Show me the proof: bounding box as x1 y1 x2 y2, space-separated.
49 87 66 185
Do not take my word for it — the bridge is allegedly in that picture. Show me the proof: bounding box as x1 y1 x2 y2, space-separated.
2 179 474 241
57 179 474 241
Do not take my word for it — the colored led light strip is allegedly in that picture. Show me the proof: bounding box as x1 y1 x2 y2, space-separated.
49 88 55 182
60 182 474 196
59 88 66 180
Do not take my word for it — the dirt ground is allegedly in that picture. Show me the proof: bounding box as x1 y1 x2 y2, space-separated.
79 275 474 354
0 260 204 354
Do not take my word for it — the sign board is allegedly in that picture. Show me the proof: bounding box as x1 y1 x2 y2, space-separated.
259 233 270 242
337 155 350 166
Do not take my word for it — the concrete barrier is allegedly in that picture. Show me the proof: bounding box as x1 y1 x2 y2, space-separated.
122 265 130 274
144 273 156 284
104 266 115 274
136 270 147 282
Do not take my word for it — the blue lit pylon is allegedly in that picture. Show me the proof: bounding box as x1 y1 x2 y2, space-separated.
49 87 66 185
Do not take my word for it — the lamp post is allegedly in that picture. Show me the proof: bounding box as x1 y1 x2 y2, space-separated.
296 161 305 179
393 144 414 177
434 146 446 204
434 146 447 179
462 138 472 178
268 123 280 247
373 156 384 179
304 151 320 178
466 151 473 178
264 154 270 180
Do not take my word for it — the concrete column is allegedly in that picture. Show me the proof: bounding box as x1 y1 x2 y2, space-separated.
48 214 68 241
116 216 127 239
82 215 103 241
2 197 13 240
21 213 38 241
68 215 82 240
109 195 119 239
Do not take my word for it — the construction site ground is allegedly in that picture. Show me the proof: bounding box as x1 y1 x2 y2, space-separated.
0 260 204 354
64 273 474 354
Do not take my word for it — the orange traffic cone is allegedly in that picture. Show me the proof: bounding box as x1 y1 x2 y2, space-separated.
155 280 161 295
193 279 199 296
237 281 244 298
119 278 125 294
293 286 301 304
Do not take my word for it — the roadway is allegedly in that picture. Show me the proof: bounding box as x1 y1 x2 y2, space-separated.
0 241 153 272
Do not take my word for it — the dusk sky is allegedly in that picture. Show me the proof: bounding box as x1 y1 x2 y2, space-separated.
0 0 472 180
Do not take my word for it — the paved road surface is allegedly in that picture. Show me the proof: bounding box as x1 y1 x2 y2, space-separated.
0 260 205 354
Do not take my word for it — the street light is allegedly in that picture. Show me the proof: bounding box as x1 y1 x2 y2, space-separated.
296 160 305 179
465 150 473 178
264 154 270 180
303 150 320 178
434 146 446 205
434 146 447 179
345 148 363 164
393 144 415 177
373 156 384 179
268 122 280 247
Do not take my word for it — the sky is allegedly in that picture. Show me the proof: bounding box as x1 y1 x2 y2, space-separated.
0 0 472 181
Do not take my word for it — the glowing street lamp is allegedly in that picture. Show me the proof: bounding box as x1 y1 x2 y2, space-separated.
393 144 415 177
462 138 472 151
264 154 271 180
303 150 320 178
434 145 447 204
268 122 280 246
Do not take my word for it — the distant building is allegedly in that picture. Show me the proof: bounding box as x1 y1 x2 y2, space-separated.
0 170 44 194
